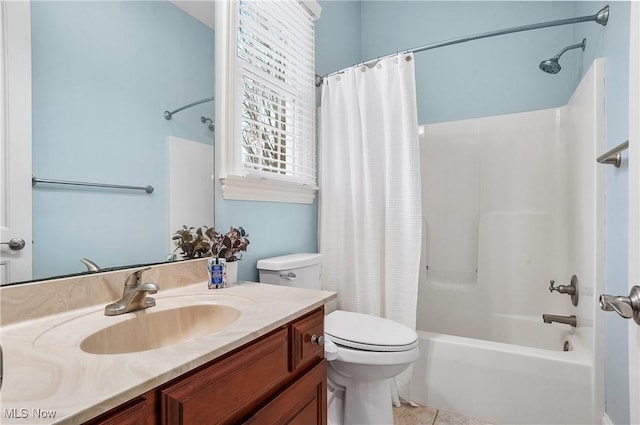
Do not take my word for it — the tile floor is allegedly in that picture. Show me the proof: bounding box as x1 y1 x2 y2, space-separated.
393 403 494 425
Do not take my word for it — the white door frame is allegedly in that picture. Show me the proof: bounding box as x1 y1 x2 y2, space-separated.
628 3 639 425
0 1 32 284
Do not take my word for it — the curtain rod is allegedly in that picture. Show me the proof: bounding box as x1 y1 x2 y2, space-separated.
163 96 214 120
315 4 609 86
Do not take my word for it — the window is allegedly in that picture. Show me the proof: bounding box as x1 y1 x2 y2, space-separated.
217 0 319 203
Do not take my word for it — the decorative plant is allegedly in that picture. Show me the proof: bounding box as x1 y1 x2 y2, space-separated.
171 225 250 262
210 226 250 262
172 226 213 260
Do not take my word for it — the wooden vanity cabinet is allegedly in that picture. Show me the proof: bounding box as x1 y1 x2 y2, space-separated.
82 390 159 425
161 327 290 424
247 361 326 425
83 307 326 425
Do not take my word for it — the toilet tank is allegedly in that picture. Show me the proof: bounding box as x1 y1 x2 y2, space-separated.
257 253 322 290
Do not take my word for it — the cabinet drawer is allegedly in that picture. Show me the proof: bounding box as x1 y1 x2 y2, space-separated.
247 360 327 425
290 307 325 373
161 327 289 425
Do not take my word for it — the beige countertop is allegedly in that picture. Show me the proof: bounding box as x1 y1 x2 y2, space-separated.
0 280 336 424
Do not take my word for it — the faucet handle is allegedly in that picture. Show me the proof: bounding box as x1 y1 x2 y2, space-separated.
548 275 579 306
124 266 152 287
599 286 640 325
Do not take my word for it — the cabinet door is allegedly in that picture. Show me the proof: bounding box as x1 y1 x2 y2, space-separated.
82 397 151 425
161 328 289 425
290 308 324 373
248 360 327 425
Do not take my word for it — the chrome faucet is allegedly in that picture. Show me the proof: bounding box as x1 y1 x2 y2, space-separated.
80 257 101 272
542 314 577 327
104 267 159 316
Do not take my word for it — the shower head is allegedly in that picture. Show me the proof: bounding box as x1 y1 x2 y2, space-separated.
200 116 215 132
539 38 586 74
539 58 562 74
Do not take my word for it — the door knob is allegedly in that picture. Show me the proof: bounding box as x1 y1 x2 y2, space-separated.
599 286 640 325
1 238 25 251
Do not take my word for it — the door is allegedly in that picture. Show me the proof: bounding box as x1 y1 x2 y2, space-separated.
629 3 640 424
0 1 32 284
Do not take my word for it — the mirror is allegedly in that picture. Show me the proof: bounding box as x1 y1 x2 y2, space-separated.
8 0 216 285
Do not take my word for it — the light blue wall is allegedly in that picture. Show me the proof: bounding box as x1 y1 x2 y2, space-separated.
360 1 579 124
214 190 319 282
574 2 631 424
315 0 362 76
31 1 214 279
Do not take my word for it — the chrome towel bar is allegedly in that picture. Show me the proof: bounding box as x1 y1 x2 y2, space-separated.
32 175 154 194
596 140 629 168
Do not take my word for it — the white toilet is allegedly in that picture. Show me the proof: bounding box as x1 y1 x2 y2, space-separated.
257 253 419 425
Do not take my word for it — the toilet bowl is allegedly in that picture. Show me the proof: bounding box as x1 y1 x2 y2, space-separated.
324 310 419 425
257 254 420 425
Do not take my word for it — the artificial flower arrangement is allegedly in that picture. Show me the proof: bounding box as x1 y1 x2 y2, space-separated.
209 226 250 262
172 225 250 261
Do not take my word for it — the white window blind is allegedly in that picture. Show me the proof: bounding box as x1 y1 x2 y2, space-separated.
236 0 317 187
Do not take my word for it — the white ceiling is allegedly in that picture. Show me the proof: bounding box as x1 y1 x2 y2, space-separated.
170 1 215 30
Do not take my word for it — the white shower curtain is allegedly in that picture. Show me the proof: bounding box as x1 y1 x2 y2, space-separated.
319 53 422 401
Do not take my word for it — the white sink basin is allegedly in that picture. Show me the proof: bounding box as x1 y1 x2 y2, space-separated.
32 293 257 356
80 304 241 354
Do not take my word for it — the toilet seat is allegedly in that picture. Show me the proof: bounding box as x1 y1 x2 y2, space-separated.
329 341 420 366
325 310 418 352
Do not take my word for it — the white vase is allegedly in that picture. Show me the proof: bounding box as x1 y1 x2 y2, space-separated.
225 261 238 285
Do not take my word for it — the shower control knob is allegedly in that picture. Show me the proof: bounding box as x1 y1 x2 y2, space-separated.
599 286 640 325
549 275 579 306
310 335 324 346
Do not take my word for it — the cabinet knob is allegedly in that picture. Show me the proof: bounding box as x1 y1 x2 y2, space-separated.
310 335 324 346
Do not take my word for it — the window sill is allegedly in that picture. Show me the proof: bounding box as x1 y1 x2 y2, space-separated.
220 175 317 204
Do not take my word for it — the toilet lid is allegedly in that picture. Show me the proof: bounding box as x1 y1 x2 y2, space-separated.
325 310 418 352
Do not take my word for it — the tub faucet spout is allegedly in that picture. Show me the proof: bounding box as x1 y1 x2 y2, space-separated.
542 314 577 327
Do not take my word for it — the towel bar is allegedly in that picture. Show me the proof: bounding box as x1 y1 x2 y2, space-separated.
32 175 154 194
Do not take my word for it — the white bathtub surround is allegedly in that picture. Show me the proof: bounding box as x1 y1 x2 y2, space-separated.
414 59 605 424
319 54 422 401
168 136 214 256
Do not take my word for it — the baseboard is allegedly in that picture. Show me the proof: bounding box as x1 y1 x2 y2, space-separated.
602 413 614 425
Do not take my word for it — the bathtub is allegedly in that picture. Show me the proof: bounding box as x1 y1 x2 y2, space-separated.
413 60 606 425
411 324 594 425
428 313 581 351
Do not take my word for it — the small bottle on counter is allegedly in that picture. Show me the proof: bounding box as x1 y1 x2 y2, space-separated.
208 258 227 289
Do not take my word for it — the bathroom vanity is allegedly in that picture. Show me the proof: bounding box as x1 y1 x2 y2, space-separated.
84 307 326 425
0 259 335 425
